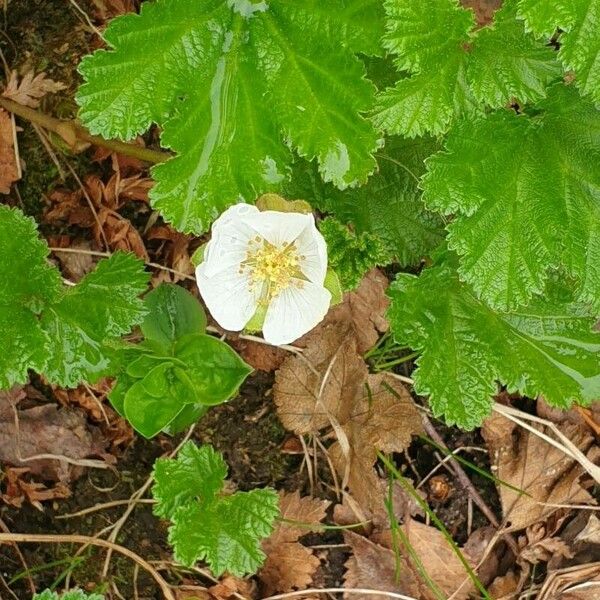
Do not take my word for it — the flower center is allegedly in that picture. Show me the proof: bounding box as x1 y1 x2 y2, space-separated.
242 237 304 302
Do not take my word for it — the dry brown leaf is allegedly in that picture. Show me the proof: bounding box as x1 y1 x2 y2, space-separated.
575 514 600 546
208 575 256 600
482 412 597 530
329 375 422 520
375 520 475 600
538 563 600 600
230 338 288 372
344 531 420 600
460 0 502 26
51 239 96 282
0 390 106 482
3 70 66 108
274 322 367 434
0 466 71 510
0 109 19 194
259 491 330 594
147 224 194 283
91 0 138 21
488 571 520 599
318 269 389 354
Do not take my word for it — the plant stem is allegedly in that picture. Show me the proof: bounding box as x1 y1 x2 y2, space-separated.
374 351 419 371
0 96 170 164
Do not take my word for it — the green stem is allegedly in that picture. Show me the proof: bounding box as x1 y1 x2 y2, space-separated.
0 96 170 164
374 351 419 371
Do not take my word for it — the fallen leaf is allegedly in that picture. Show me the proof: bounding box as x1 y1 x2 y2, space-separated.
538 563 600 600
575 514 600 546
0 389 106 482
51 239 96 281
91 0 138 21
460 0 502 26
317 269 389 354
344 531 420 600
274 322 367 434
2 70 66 108
0 466 70 510
230 338 288 372
259 491 330 595
0 109 19 194
147 224 194 283
488 571 520 599
329 374 422 520
374 520 475 600
482 412 597 530
208 575 256 600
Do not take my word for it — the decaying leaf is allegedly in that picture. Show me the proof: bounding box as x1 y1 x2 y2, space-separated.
274 322 367 434
2 70 66 108
320 269 390 354
230 337 288 373
482 412 597 530
259 491 330 594
373 521 475 600
0 466 70 510
329 374 423 518
0 388 106 481
51 239 96 282
344 531 420 600
0 109 19 194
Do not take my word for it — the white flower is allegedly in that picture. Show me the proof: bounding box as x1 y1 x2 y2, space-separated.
196 204 331 345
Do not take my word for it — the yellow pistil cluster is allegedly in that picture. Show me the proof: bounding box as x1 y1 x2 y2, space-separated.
241 236 304 303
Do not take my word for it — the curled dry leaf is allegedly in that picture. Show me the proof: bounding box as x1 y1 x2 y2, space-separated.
259 491 330 595
538 563 600 600
0 388 106 482
482 412 598 530
0 466 71 510
2 70 66 108
0 109 19 194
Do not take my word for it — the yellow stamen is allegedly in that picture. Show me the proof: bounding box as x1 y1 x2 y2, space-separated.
242 239 304 303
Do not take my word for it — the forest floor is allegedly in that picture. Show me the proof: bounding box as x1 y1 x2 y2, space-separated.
0 1 598 599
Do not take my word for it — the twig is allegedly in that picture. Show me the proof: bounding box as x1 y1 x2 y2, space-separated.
0 518 34 595
0 533 175 600
0 96 169 164
57 498 155 520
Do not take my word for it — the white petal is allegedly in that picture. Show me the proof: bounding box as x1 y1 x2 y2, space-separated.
246 210 313 247
201 205 259 278
262 281 332 345
196 264 258 331
294 215 328 284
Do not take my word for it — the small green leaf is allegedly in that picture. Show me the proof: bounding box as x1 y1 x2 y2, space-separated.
142 283 207 351
153 442 279 576
170 489 279 575
320 218 388 290
0 206 61 388
153 441 228 518
174 334 253 404
33 590 104 600
163 403 209 436
323 268 344 304
124 362 196 438
388 251 600 429
42 253 149 387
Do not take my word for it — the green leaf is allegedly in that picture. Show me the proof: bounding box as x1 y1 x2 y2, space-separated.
142 283 207 352
33 590 104 600
284 136 445 267
124 362 195 438
373 0 561 136
153 441 227 518
388 252 600 429
171 489 279 575
42 253 149 387
174 334 253 404
0 206 61 388
319 218 388 290
153 441 279 576
518 0 600 102
422 83 600 312
77 0 383 233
